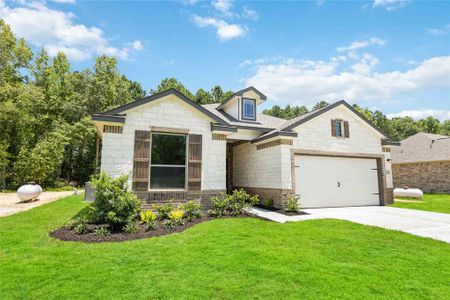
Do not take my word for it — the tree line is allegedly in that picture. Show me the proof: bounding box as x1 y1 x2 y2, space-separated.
0 20 234 190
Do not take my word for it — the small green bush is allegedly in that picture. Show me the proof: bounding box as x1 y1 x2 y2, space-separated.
154 202 174 220
169 210 185 226
140 210 157 231
285 195 300 213
90 172 141 229
140 210 157 224
67 217 85 230
208 193 229 217
145 221 157 231
74 222 88 235
228 189 259 216
181 201 203 221
122 222 138 234
94 227 110 236
262 198 273 207
162 219 176 230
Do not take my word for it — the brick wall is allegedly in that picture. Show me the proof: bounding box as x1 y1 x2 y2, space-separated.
137 190 226 210
236 186 293 209
393 161 450 193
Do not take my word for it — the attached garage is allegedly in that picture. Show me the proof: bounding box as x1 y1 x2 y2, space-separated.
294 155 381 208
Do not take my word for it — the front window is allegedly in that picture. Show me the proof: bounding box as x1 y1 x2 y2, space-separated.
335 121 343 137
150 133 186 189
242 98 256 120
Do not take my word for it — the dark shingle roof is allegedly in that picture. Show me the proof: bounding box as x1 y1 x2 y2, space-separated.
391 133 450 163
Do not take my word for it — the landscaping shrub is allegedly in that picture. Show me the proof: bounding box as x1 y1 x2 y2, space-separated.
67 217 86 230
208 193 229 217
181 201 203 221
262 198 273 207
169 210 185 226
89 172 141 229
154 202 174 220
140 210 157 231
123 222 138 234
227 189 259 216
285 195 300 213
145 221 157 231
162 219 176 230
74 222 89 235
140 210 157 224
93 227 110 236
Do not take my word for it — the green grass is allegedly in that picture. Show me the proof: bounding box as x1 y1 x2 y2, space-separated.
392 193 450 214
1 196 449 299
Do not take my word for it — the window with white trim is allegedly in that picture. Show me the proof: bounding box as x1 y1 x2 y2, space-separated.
242 98 256 120
150 133 186 189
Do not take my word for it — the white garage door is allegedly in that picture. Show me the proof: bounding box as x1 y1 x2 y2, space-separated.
294 155 380 208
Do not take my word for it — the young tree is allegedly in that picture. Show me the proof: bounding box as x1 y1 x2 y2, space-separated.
313 100 329 111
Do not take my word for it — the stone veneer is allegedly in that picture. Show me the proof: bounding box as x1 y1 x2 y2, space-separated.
393 161 450 193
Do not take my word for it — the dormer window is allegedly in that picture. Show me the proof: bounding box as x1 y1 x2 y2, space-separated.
242 98 256 120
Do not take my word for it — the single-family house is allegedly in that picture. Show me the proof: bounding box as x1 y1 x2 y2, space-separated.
92 87 398 209
391 132 450 193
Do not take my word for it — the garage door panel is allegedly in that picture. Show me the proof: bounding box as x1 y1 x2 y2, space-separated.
295 155 380 208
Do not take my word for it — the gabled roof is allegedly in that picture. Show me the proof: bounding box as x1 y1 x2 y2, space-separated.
95 89 228 126
202 103 285 131
217 86 267 110
252 100 396 143
279 100 395 140
392 132 450 163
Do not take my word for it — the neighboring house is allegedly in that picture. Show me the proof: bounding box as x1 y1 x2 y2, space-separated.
391 133 450 193
91 87 398 209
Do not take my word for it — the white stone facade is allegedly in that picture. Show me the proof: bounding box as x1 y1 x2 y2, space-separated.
100 94 226 191
232 105 392 190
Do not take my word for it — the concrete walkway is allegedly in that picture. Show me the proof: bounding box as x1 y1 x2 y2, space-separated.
248 207 325 223
304 206 450 244
0 191 75 217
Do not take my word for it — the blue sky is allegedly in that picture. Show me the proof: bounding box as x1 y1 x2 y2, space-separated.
1 0 450 119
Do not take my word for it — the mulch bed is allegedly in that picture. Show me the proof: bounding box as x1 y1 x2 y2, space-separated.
254 204 309 216
50 214 255 243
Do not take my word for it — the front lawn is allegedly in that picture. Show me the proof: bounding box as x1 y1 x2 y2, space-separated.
1 195 449 299
392 193 450 214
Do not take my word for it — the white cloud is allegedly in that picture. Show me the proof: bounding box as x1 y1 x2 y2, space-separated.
244 55 450 105
0 0 143 61
243 6 258 20
51 0 76 4
387 110 450 121
192 15 246 41
372 0 409 11
316 0 326 5
212 0 232 13
130 40 143 51
427 24 450 36
336 37 386 52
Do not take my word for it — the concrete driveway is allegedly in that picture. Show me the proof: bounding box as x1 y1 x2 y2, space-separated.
303 206 450 243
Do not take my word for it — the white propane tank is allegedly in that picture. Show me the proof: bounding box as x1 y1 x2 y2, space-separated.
394 187 423 198
17 184 42 201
